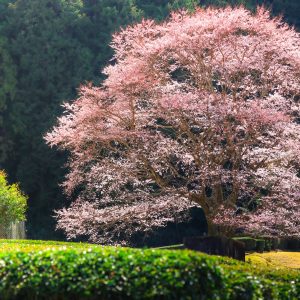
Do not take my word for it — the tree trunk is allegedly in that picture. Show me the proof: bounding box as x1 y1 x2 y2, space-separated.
189 193 221 236
206 219 219 236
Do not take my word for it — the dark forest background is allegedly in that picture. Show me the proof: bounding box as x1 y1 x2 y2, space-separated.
0 0 299 241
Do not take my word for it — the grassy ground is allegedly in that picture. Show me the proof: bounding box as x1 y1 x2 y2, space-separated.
0 239 98 252
247 251 300 269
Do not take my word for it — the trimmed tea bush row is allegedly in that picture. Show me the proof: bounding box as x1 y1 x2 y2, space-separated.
233 237 300 252
0 245 299 299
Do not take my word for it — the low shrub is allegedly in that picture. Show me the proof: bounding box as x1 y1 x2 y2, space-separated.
262 238 272 251
0 171 27 237
285 238 300 250
0 242 299 300
255 239 266 252
233 236 300 252
233 237 256 251
271 238 280 250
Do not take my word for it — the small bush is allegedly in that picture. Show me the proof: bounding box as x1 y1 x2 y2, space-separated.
0 242 299 300
271 238 280 250
234 236 300 252
255 239 266 252
0 171 27 232
263 238 273 251
233 237 256 251
285 238 300 250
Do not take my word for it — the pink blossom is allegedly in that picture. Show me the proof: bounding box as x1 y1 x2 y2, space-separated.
46 6 300 244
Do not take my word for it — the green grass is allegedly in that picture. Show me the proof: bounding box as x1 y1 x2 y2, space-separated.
0 239 97 252
0 240 299 299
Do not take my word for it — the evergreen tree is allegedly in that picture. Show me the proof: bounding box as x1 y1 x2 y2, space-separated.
0 37 16 163
80 0 143 82
0 0 143 239
197 1 300 29
1 0 93 238
271 0 300 29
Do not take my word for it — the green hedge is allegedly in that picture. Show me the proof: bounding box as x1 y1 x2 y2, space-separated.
233 236 300 252
0 246 299 299
233 237 257 251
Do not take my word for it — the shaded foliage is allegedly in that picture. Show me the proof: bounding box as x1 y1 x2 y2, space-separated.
0 37 16 163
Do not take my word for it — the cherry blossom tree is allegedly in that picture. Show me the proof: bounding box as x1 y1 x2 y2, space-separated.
46 6 300 244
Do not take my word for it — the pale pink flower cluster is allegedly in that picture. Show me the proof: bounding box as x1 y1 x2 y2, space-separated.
46 6 300 244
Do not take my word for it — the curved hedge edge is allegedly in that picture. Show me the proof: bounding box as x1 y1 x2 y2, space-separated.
0 247 299 300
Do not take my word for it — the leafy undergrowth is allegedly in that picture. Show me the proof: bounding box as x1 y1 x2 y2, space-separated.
247 251 300 270
0 240 299 299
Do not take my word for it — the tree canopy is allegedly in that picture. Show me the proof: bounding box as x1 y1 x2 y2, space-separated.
47 6 300 244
